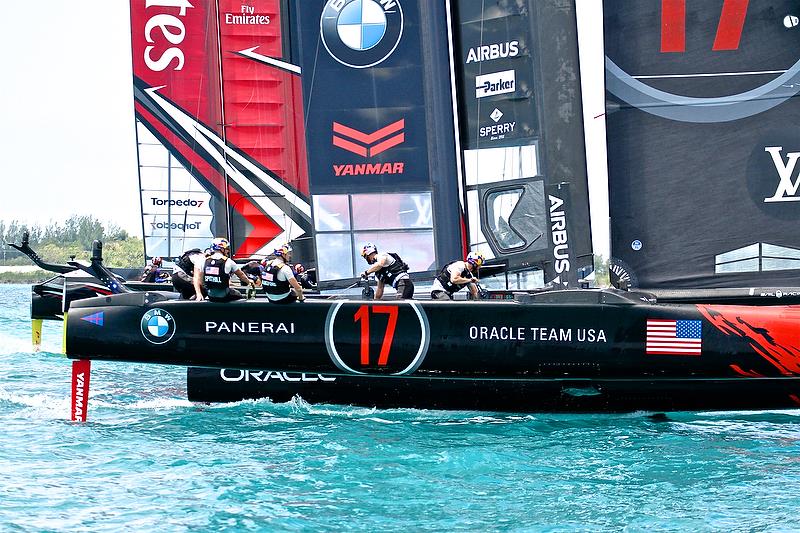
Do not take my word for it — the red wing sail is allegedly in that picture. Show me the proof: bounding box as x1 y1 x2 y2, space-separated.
130 0 310 260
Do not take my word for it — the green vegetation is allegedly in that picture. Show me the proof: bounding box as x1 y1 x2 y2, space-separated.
593 254 610 287
0 270 51 284
0 216 143 268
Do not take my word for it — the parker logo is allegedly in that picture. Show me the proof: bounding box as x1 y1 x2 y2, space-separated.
333 119 404 157
763 146 800 203
475 70 516 98
321 0 404 69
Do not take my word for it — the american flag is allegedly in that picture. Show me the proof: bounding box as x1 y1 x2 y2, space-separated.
646 319 702 355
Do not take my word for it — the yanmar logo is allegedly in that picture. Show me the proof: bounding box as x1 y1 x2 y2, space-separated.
332 119 405 176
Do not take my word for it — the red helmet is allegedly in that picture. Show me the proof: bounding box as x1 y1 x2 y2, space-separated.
151 256 163 267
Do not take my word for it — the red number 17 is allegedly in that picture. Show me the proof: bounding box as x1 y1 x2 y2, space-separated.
354 305 399 366
661 0 749 53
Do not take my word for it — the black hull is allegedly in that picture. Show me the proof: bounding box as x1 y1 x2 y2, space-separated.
31 276 170 321
65 289 800 412
187 368 800 412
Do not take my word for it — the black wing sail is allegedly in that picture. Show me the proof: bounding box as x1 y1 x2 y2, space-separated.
605 0 800 288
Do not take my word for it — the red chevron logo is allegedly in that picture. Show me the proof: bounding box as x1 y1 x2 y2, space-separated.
332 119 405 157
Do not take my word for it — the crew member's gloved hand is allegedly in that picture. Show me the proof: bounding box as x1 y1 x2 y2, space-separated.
361 271 369 280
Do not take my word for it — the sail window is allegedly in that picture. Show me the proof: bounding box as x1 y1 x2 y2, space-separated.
463 145 538 186
715 243 800 273
315 233 354 281
313 192 436 281
482 181 547 254
486 190 526 249
313 195 351 231
352 193 434 230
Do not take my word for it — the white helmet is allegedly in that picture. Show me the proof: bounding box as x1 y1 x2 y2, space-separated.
361 243 377 258
466 251 485 268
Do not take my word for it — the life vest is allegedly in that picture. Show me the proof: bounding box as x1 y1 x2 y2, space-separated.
177 248 202 275
203 256 230 291
435 262 471 295
375 252 409 287
262 261 291 298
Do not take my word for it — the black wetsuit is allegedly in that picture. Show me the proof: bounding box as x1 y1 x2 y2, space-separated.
431 263 473 300
171 250 205 299
374 253 413 299
241 261 263 284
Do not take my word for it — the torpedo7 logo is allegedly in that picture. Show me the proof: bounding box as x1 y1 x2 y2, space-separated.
332 119 406 176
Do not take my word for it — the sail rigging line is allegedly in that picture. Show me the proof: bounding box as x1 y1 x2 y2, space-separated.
444 0 468 255
633 69 787 80
214 0 232 249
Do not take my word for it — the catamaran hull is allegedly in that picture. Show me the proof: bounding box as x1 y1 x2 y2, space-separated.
65 290 800 411
186 368 800 411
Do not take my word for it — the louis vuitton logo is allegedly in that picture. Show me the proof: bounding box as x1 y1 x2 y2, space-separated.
764 146 800 203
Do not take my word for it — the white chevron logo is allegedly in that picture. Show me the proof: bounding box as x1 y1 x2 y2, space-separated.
144 86 311 256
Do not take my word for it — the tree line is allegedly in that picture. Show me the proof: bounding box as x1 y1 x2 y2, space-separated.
0 216 143 268
0 215 129 249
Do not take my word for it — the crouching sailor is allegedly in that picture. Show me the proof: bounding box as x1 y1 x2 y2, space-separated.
262 244 305 304
193 237 254 302
360 242 414 299
173 248 206 299
431 252 484 300
140 256 169 282
240 258 264 290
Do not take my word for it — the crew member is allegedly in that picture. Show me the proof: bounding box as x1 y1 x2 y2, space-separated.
140 256 169 283
172 248 206 299
262 244 305 304
293 263 317 290
240 259 264 290
193 237 254 302
360 243 414 299
430 252 484 300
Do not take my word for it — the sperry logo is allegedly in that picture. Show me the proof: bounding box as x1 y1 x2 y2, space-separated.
764 146 800 202
333 119 405 157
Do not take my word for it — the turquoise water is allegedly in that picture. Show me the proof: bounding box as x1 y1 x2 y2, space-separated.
2 285 800 531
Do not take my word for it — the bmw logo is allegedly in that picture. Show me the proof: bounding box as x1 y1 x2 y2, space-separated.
320 0 404 69
140 308 176 345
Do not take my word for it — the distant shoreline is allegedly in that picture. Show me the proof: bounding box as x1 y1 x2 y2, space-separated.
0 268 49 284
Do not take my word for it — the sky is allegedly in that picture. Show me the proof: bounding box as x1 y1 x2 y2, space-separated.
0 1 141 235
0 0 609 258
